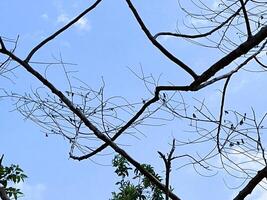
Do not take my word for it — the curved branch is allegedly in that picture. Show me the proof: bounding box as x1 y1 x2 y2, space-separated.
239 0 252 38
70 85 191 160
154 5 243 39
0 48 182 200
254 56 267 68
217 76 231 153
70 93 160 160
124 0 198 80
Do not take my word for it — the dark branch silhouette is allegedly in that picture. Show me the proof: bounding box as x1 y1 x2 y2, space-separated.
1 0 267 199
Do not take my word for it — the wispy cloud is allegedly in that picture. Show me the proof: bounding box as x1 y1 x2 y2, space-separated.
75 17 90 31
53 0 91 33
56 13 69 24
41 13 49 21
42 1 91 32
56 13 91 32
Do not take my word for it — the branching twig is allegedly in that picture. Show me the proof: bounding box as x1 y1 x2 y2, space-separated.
158 139 176 200
191 25 267 88
1 43 182 200
124 0 198 80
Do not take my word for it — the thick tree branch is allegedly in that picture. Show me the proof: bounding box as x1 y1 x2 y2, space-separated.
196 39 267 89
1 1 267 199
0 47 182 200
70 85 191 160
233 166 267 200
191 25 267 88
0 38 7 52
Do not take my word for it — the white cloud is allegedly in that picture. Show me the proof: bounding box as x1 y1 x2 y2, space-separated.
230 78 248 93
76 18 90 31
52 1 91 32
57 14 69 24
56 14 90 32
41 13 49 20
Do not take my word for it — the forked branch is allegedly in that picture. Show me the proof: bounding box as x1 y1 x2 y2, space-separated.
124 0 198 80
0 40 181 200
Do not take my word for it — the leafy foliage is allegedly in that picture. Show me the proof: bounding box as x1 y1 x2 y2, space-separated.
111 155 164 200
0 155 27 199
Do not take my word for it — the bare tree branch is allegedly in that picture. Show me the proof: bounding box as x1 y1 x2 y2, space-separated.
191 25 267 88
154 2 245 40
233 166 267 200
70 85 191 160
0 43 182 200
158 139 176 200
25 0 102 62
1 1 267 199
124 0 199 80
217 76 231 153
239 0 252 38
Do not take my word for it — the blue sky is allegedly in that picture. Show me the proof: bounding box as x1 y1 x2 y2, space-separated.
1 0 267 199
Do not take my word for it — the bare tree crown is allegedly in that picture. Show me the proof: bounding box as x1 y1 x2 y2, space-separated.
1 0 267 199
